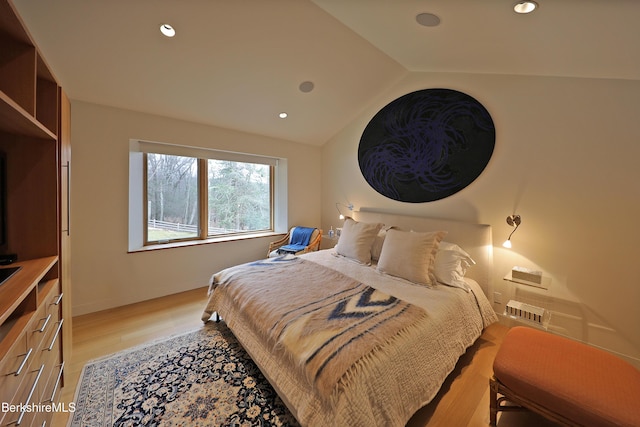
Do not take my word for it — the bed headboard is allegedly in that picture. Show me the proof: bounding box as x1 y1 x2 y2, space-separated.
353 210 493 295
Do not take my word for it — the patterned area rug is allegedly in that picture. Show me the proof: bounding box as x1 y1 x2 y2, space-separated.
69 322 299 427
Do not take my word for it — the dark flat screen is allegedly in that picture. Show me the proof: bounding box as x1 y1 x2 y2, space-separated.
0 266 20 286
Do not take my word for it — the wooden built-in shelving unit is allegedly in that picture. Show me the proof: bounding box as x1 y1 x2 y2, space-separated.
0 0 70 425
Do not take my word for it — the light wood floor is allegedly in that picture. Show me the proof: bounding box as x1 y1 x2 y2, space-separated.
52 287 557 427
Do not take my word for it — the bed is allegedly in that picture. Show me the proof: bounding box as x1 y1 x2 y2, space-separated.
202 210 497 426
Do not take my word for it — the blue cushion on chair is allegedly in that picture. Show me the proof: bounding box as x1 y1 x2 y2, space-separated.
278 227 315 254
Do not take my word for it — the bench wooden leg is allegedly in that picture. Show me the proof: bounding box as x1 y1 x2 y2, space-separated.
490 376 582 427
489 377 498 426
490 376 533 425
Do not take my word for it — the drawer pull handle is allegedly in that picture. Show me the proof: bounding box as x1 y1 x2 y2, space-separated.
36 314 52 333
12 348 33 376
47 319 64 351
52 293 63 305
11 364 44 426
45 362 65 403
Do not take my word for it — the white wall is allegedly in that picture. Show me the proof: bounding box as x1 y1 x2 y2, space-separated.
71 71 640 365
321 72 640 365
71 101 321 315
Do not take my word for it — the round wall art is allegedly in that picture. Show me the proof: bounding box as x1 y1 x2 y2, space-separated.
358 88 495 203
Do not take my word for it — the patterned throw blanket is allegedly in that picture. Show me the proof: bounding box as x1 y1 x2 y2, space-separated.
206 256 427 397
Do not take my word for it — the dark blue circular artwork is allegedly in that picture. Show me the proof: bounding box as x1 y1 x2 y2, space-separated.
358 88 495 203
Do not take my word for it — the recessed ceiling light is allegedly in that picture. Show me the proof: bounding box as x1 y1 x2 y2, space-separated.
513 1 538 14
299 81 314 93
160 23 176 37
279 112 288 119
416 13 441 27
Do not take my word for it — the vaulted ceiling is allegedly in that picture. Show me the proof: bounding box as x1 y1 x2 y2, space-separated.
13 0 640 146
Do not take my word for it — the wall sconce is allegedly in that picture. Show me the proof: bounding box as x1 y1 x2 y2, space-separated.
502 214 521 248
336 202 354 220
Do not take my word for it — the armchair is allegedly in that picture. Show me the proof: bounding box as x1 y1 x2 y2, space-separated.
267 226 322 257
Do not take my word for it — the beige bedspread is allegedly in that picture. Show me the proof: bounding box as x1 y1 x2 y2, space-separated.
204 255 428 396
202 252 497 426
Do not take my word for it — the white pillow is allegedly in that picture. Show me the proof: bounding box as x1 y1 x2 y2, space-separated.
434 241 476 291
370 226 390 261
335 218 383 264
377 229 446 286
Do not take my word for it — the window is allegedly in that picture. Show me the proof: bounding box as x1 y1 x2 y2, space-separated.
145 153 272 244
146 153 200 242
205 159 272 237
129 140 286 250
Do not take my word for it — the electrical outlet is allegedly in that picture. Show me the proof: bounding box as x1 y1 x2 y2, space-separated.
493 292 502 304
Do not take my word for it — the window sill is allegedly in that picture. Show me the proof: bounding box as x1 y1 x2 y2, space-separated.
128 231 284 253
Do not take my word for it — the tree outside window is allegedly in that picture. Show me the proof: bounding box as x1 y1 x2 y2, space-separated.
146 153 272 244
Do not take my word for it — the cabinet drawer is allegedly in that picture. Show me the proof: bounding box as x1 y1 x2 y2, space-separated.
34 328 62 399
40 318 63 358
47 292 63 315
0 333 30 408
27 301 52 354
28 288 62 353
29 361 64 427
1 363 44 427
33 308 61 355
32 320 62 402
40 358 63 407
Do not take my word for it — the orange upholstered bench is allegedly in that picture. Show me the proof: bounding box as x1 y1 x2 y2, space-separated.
490 326 640 427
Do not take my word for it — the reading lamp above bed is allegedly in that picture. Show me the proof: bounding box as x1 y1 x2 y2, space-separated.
502 214 521 248
335 202 354 220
